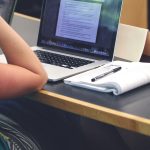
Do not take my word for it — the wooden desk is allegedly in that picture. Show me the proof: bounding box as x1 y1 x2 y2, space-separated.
12 13 150 137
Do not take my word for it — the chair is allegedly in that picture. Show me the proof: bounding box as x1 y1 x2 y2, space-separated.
0 114 40 150
0 0 17 23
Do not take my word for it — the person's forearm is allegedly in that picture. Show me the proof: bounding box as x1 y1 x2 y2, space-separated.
0 17 47 87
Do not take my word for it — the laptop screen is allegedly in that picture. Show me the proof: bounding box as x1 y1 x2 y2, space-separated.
38 0 123 61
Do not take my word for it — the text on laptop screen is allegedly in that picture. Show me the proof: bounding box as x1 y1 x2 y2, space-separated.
38 0 122 61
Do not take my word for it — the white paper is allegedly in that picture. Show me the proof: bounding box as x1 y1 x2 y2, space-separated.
64 61 150 95
56 0 102 43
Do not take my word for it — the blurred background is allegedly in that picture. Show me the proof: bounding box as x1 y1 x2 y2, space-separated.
15 0 42 18
15 0 148 29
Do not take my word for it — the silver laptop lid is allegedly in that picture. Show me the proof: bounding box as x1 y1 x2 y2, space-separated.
38 0 123 61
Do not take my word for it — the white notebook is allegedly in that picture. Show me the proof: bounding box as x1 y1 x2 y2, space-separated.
64 61 150 95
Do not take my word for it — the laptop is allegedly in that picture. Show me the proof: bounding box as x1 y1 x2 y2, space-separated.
32 0 123 82
0 0 17 23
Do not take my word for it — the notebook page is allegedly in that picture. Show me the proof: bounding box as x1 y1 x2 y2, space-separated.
64 61 150 95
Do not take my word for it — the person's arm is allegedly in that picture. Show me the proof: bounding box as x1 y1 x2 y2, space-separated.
0 16 48 99
143 31 150 56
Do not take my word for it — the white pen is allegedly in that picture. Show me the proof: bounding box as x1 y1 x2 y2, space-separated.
91 66 121 82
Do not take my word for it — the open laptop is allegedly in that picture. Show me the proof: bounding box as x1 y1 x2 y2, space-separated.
32 0 123 82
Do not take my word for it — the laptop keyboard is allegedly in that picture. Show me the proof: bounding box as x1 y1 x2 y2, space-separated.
34 50 94 69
